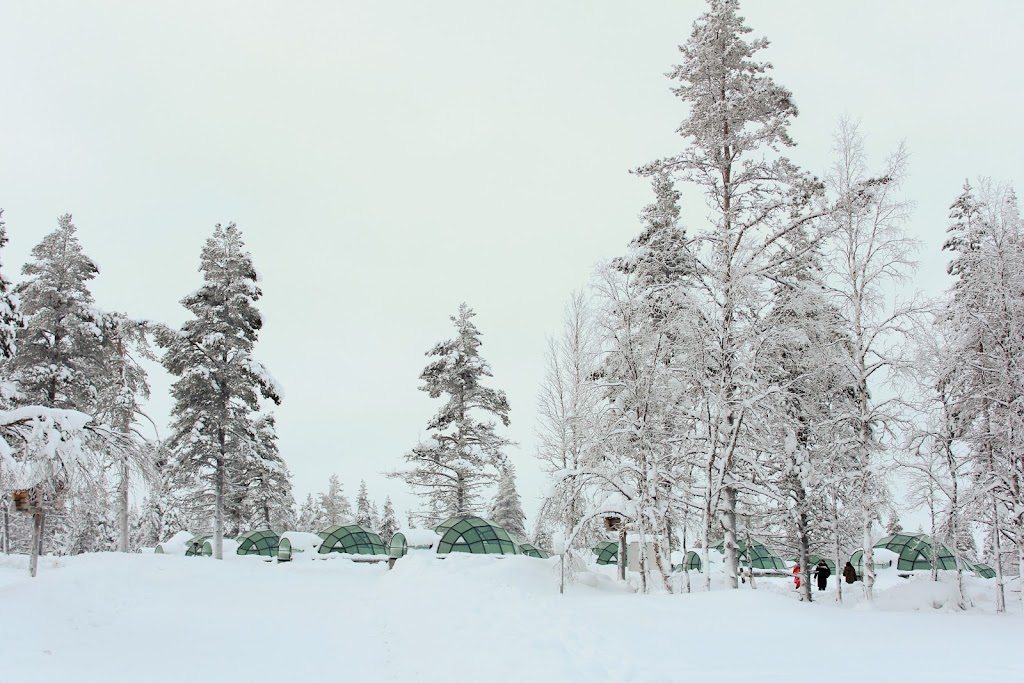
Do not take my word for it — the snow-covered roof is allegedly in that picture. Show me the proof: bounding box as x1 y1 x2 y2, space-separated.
279 531 322 555
397 528 441 548
155 530 194 555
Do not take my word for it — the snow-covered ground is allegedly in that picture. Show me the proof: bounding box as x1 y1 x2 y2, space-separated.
1 552 1020 683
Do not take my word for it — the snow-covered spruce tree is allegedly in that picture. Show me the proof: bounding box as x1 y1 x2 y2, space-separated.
157 223 282 559
379 496 398 543
941 180 1024 611
296 494 325 532
393 304 511 526
822 119 917 602
355 480 373 529
239 413 295 531
0 209 21 364
636 0 826 589
319 474 352 526
489 463 527 541
0 208 22 552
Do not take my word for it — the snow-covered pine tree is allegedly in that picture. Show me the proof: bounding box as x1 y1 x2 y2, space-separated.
12 214 106 411
379 496 398 544
157 223 282 559
94 312 153 552
637 0 826 589
355 480 373 529
489 463 527 541
393 304 512 526
319 474 352 526
7 214 141 555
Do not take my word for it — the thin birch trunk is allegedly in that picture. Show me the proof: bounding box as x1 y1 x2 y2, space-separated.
992 504 1005 613
722 483 738 589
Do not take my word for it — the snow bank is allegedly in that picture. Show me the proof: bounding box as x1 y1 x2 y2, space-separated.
0 552 1020 683
154 530 193 556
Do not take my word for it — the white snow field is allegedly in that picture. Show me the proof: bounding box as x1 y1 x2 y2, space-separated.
1 552 1021 683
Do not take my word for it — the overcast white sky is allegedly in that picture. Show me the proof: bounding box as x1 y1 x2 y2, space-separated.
2 1 1022 525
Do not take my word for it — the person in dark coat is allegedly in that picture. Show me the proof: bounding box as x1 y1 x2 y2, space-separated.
843 561 858 584
814 559 831 591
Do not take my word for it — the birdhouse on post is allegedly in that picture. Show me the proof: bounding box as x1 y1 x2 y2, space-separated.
12 490 31 513
603 516 621 531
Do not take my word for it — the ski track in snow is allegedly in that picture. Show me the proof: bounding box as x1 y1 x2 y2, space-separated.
0 552 1021 683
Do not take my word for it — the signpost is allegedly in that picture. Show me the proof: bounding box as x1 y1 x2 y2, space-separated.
14 489 46 577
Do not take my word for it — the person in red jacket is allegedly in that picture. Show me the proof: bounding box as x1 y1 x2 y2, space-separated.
793 563 801 590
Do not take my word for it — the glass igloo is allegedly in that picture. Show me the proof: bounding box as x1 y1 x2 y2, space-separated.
318 524 387 556
434 516 520 555
235 529 280 557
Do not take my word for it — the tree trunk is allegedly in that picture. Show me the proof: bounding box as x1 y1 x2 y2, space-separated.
861 493 875 602
834 524 843 603
797 511 811 603
702 475 712 592
721 484 738 589
929 497 939 583
214 452 225 561
2 503 9 555
992 503 1005 613
617 526 627 582
118 459 130 553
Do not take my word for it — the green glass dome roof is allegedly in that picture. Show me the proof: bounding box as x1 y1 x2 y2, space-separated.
518 543 550 559
434 516 520 555
236 529 280 557
873 533 956 572
594 540 620 565
318 524 387 555
972 562 996 579
184 534 211 557
673 550 702 572
711 537 786 570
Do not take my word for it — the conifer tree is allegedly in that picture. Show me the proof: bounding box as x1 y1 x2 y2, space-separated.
157 223 282 559
489 464 527 540
393 304 511 526
0 209 22 364
319 474 352 526
637 0 825 589
355 480 373 528
297 494 324 532
240 414 295 531
379 497 399 543
12 214 106 410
